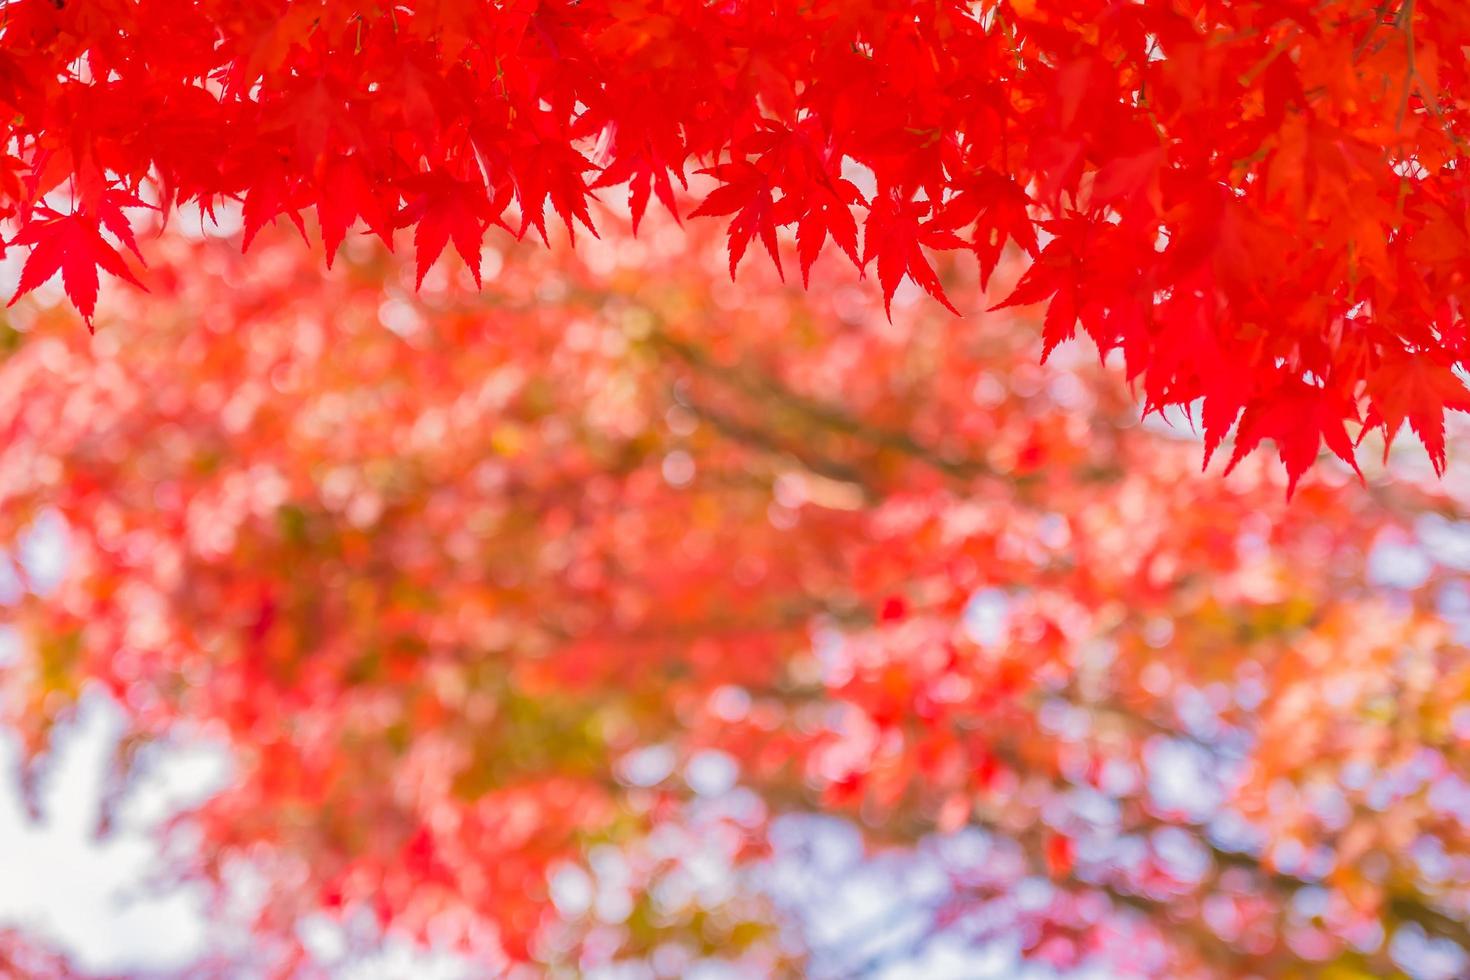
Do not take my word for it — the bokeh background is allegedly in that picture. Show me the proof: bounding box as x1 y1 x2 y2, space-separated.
3 201 1470 978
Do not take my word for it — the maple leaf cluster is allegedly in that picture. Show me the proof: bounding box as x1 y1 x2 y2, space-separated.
3 219 1470 975
4 0 1470 484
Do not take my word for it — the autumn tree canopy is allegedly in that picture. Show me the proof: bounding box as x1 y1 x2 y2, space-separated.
5 0 1470 485
3 213 1470 976
8 3 1470 976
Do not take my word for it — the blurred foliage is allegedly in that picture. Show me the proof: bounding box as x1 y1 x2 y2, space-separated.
1 214 1470 978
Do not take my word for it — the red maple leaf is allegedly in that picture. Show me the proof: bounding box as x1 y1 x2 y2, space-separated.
690 161 783 281
6 206 146 326
241 166 309 252
862 192 966 318
1226 379 1361 496
1363 352 1470 474
317 156 394 268
989 223 1086 360
793 177 865 287
590 139 684 235
398 177 494 288
937 171 1039 289
510 140 599 246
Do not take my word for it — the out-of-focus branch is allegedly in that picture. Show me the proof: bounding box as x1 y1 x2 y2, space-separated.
675 393 881 501
751 694 1470 970
647 329 998 482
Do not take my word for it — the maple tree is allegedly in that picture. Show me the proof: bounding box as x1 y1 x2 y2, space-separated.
2 214 1470 976
5 0 1470 485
